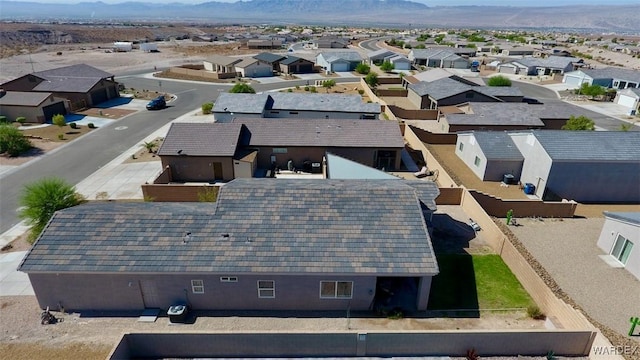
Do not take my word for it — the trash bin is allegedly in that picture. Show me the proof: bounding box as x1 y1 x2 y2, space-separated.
502 173 514 184
523 183 536 195
167 304 188 323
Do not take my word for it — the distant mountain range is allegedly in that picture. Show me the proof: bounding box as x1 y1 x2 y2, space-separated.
2 0 640 32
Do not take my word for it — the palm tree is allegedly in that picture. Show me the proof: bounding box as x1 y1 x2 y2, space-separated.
142 141 157 153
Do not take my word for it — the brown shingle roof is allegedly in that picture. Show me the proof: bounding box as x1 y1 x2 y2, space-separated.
157 122 242 156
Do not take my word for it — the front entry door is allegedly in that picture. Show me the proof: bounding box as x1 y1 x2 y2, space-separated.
139 280 161 308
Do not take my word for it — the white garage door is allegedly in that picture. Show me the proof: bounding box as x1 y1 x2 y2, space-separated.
499 65 516 74
563 75 584 87
617 94 638 108
331 62 350 72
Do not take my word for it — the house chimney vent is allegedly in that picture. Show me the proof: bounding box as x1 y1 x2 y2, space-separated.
183 232 192 244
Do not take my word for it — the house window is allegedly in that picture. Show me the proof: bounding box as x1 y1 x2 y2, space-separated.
458 142 464 152
220 276 238 282
272 148 287 154
289 111 298 115
611 235 634 265
320 281 353 299
474 156 481 167
191 280 204 294
257 280 275 298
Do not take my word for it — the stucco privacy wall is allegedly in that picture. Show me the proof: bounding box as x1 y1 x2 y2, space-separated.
142 184 219 202
469 190 577 218
404 125 457 188
109 331 595 359
459 188 594 331
360 78 398 121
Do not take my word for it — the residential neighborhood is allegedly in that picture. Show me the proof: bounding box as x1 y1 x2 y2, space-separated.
1 7 640 360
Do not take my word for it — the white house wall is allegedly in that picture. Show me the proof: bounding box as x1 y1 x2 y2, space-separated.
510 133 552 198
597 217 640 280
455 134 487 180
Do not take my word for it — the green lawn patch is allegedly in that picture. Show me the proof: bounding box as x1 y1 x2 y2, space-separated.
428 254 533 311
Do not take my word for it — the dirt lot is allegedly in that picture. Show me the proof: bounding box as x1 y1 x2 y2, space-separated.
0 294 545 360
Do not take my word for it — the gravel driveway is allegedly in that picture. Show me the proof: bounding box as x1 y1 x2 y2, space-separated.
510 217 640 342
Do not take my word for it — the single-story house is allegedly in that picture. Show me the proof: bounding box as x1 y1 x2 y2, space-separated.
212 92 380 122
315 37 349 48
316 51 363 72
402 68 483 87
597 212 639 281
442 103 545 132
385 54 412 71
455 131 524 182
247 39 283 49
234 58 273 78
408 49 468 69
279 56 315 74
19 178 440 313
367 49 395 64
509 130 640 202
0 91 68 123
500 46 535 56
157 118 404 182
0 64 120 110
563 67 640 89
203 55 242 74
253 52 287 72
614 87 640 114
498 56 581 76
407 78 523 109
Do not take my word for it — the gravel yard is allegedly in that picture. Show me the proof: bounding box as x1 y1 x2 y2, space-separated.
509 217 640 342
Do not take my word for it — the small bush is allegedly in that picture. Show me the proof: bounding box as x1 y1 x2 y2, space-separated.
15 116 26 124
287 88 293 92
295 85 300 90
69 122 78 129
52 114 66 128
201 102 214 114
57 134 64 140
304 86 310 91
0 124 32 156
358 89 365 95
526 305 546 320
87 123 95 129
487 75 512 87
309 87 317 93
0 116 8 124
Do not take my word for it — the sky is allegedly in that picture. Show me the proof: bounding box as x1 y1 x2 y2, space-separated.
5 0 631 6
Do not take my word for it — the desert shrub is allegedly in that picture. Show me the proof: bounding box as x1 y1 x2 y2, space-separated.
287 88 293 92
15 116 26 124
201 102 214 114
309 86 317 93
0 124 32 156
358 89 365 95
304 86 310 91
52 114 66 127
355 63 370 74
0 116 8 124
69 122 78 129
87 123 96 129
526 305 546 320
57 134 64 140
487 75 512 86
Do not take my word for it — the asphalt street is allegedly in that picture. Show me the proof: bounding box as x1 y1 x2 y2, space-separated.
0 73 360 234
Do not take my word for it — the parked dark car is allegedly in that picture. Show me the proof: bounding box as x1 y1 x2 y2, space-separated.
146 96 166 110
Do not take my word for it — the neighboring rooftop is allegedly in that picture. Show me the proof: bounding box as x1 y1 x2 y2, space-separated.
580 67 640 83
603 212 640 226
462 131 524 161
514 56 580 69
236 118 404 148
158 122 242 157
205 54 242 66
0 91 53 106
529 130 640 161
319 51 363 62
19 179 439 275
447 103 544 127
253 52 286 63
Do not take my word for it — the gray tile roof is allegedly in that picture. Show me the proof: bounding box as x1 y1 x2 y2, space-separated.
320 51 363 63
19 179 439 275
579 67 640 83
205 55 242 67
236 118 404 148
213 93 380 115
514 56 579 70
368 49 395 60
446 103 544 127
464 131 524 161
33 64 113 79
0 91 52 106
532 130 640 161
157 122 242 156
213 93 270 114
408 78 474 99
280 56 313 66
253 52 286 63
603 212 640 226
28 64 113 93
476 86 523 98
234 58 259 68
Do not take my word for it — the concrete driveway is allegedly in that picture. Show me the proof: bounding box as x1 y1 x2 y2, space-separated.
0 251 33 296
